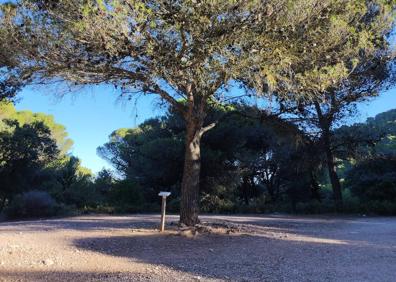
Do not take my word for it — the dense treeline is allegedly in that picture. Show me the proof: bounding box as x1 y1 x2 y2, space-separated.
0 101 395 219
0 102 95 218
98 105 320 213
97 106 396 215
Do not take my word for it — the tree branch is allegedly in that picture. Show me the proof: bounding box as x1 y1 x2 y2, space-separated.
199 122 216 137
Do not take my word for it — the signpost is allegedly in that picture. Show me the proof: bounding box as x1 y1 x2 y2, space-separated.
158 192 171 232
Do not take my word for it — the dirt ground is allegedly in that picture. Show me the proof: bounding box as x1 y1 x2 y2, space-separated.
0 214 395 282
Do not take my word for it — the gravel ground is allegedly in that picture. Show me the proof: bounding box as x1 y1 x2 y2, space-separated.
0 214 395 282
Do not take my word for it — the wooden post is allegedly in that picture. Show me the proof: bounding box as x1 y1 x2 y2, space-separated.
158 192 171 232
160 196 166 232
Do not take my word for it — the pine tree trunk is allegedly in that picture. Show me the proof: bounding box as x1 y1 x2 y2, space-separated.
310 171 321 202
179 118 204 226
325 146 343 211
179 90 216 226
314 101 343 211
322 128 343 210
242 175 250 205
0 197 5 212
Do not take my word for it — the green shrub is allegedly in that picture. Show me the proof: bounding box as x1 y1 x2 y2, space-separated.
200 193 236 213
81 205 116 214
345 157 396 202
109 180 145 213
360 200 396 215
235 195 268 213
5 190 59 219
295 200 324 214
63 183 102 209
167 197 180 213
341 189 361 213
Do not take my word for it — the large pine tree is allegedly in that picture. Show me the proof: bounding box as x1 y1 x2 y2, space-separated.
1 0 394 225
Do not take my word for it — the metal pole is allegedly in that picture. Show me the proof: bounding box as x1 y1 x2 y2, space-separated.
160 196 166 232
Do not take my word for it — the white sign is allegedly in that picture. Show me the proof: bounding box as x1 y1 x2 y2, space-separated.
158 191 171 197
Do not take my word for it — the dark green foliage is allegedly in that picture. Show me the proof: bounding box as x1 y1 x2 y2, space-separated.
98 118 184 188
94 169 113 197
0 120 59 209
99 106 322 212
345 157 396 202
108 180 145 213
98 116 185 208
334 109 396 161
96 107 396 215
360 201 396 215
0 103 394 219
5 190 59 219
0 107 99 218
360 109 396 157
0 102 74 154
0 67 22 101
37 156 97 210
200 184 238 213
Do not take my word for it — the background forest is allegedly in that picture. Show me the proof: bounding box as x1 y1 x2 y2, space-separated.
1 100 395 219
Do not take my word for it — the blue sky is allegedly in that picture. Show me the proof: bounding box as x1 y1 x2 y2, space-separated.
13 85 396 174
359 89 396 118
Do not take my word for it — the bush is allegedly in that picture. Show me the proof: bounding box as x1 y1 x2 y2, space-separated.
295 200 324 214
341 189 361 213
109 180 145 213
235 195 268 213
5 190 59 219
81 205 116 214
345 157 396 203
167 197 180 213
200 184 238 213
63 182 102 209
360 200 396 215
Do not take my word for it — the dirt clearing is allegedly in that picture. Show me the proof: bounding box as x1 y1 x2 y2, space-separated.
0 214 395 281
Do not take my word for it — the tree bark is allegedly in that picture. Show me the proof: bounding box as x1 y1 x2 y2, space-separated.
324 139 343 211
179 88 216 226
314 101 343 211
321 123 343 210
179 118 203 226
309 171 321 202
0 197 6 212
241 175 250 205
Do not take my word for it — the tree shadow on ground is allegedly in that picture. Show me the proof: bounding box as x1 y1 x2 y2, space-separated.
72 232 289 281
71 227 396 281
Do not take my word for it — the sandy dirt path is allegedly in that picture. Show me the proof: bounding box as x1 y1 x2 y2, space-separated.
0 214 395 281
